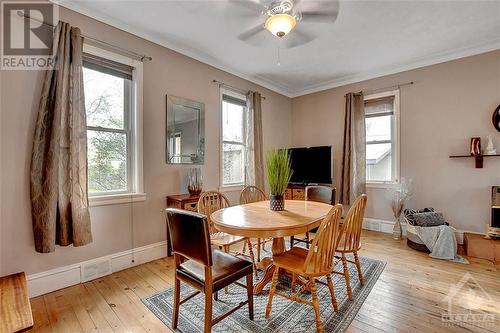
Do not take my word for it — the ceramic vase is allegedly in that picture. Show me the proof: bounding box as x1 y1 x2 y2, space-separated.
269 194 285 211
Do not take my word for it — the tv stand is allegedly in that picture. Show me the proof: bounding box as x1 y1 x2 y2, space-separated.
285 183 336 202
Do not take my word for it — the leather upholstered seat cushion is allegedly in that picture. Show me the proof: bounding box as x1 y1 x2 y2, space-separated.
177 249 253 292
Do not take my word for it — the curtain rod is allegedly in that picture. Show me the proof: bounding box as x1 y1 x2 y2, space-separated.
346 81 414 97
213 79 266 100
17 11 152 62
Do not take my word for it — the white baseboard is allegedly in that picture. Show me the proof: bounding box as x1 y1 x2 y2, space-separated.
363 218 407 235
27 241 168 298
363 218 465 244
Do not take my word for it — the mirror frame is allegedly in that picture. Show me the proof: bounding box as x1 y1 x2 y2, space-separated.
165 95 205 164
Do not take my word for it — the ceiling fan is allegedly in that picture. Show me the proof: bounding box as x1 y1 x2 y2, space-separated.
235 0 339 48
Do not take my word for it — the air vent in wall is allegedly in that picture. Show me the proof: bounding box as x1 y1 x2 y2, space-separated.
81 259 112 282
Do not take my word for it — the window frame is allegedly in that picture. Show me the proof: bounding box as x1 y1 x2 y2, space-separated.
364 89 400 188
219 88 248 190
83 44 145 206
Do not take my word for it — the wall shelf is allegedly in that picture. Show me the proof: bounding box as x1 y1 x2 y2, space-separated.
449 154 500 168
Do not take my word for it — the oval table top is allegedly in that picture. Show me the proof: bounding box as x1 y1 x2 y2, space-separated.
211 200 333 239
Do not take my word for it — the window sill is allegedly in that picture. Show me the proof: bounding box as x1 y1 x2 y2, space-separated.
89 193 147 207
366 182 400 189
218 185 245 193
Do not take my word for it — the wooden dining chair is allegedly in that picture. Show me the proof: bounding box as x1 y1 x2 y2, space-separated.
239 186 270 262
290 185 335 249
265 204 343 333
334 194 367 300
198 191 257 276
165 208 254 333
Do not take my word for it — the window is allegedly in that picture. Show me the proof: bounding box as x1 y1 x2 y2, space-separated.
221 91 247 187
169 132 182 164
82 46 144 202
364 90 400 184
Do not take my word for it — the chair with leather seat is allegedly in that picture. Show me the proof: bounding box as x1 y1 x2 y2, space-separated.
290 185 335 248
165 208 254 333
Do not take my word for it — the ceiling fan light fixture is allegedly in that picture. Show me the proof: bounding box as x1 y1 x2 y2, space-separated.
265 13 296 38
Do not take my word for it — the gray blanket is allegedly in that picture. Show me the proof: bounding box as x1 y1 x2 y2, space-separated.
414 225 457 260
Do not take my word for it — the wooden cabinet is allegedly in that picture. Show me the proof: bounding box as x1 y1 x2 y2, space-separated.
165 194 201 256
285 184 306 200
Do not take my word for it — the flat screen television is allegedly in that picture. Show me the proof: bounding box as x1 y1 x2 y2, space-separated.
287 146 332 184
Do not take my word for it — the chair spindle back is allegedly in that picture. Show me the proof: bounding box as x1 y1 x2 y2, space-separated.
197 191 230 234
240 186 266 204
303 204 343 274
337 194 367 252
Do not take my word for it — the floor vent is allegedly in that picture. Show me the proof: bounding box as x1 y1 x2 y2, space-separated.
81 259 112 282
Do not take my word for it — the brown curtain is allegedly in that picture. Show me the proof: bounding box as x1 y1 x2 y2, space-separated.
245 92 265 191
340 92 366 205
30 22 92 253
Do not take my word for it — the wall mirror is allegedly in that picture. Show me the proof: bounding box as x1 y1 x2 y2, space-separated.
166 95 205 164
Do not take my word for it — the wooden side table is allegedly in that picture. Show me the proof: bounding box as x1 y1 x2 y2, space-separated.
165 194 201 256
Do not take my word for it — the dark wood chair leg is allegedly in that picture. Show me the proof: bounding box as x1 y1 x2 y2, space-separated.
246 274 254 320
290 236 295 248
214 291 218 301
204 269 213 333
305 232 310 249
172 276 181 329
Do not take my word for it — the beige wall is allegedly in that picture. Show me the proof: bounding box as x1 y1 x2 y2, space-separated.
292 50 500 232
1 5 498 277
0 7 292 276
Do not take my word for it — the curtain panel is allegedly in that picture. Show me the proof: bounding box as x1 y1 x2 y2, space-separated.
245 92 265 191
30 22 92 253
340 92 366 205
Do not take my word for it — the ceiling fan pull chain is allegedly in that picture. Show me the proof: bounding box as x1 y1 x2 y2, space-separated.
277 42 281 67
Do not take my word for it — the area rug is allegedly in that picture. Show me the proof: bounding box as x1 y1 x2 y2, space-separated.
142 254 385 333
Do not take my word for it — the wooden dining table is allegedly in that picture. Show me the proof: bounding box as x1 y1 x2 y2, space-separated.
211 200 333 294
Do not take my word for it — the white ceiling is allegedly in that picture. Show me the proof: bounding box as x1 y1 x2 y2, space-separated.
58 0 500 97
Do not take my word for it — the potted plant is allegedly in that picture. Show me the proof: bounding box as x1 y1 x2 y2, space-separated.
266 149 292 211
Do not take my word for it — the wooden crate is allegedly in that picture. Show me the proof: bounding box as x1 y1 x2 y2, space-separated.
464 232 500 262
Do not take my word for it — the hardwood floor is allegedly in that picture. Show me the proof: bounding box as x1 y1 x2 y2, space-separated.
29 231 500 332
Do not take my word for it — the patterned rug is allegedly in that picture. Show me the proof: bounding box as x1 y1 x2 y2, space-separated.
142 253 385 333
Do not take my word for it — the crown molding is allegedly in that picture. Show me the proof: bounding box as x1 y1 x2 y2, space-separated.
288 39 500 97
52 0 294 97
54 1 500 99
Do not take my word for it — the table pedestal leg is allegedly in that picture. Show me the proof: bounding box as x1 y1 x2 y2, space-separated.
253 237 285 294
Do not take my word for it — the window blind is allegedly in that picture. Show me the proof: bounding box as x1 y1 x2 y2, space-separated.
222 94 247 107
83 53 133 80
365 96 394 116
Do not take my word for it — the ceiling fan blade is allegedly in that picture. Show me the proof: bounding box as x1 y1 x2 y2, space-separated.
238 24 265 41
296 0 340 23
300 10 339 23
282 28 316 48
229 0 267 14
